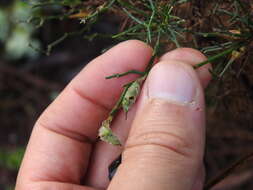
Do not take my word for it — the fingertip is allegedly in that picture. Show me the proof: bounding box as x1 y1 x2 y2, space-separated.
160 48 206 64
112 40 153 57
160 48 212 88
126 39 153 51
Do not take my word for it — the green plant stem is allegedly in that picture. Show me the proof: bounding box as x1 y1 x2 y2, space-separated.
112 25 143 38
47 33 68 55
109 83 132 116
117 0 148 17
194 46 240 69
106 70 145 79
46 27 87 55
147 0 156 43
31 2 62 8
108 27 161 79
122 7 146 25
145 29 161 72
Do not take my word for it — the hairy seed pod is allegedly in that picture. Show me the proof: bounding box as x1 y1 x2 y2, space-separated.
122 80 141 114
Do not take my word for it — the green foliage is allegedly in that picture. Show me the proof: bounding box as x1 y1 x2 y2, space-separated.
26 0 253 74
0 147 25 171
0 0 40 60
114 0 186 47
62 0 82 7
0 10 9 41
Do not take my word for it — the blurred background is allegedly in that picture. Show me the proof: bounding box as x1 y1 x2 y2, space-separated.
0 1 118 189
0 1 253 190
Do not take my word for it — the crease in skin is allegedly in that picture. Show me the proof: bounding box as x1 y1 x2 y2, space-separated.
124 142 189 159
37 84 111 144
125 130 190 157
71 86 111 112
125 125 193 159
37 121 94 144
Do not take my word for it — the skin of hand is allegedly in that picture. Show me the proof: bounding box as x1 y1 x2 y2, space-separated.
15 40 211 190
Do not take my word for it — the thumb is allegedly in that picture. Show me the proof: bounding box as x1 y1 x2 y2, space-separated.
108 60 206 190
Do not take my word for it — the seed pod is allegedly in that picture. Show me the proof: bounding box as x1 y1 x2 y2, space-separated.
122 80 141 114
99 116 121 146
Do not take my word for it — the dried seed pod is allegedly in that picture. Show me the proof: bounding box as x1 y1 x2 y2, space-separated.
231 47 245 59
99 116 121 146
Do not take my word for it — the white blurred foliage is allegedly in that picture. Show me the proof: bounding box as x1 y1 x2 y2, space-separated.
0 0 40 60
0 10 9 41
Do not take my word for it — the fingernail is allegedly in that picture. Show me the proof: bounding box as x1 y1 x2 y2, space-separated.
148 63 197 104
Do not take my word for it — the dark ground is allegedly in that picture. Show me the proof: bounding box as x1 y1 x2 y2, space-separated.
1 2 253 190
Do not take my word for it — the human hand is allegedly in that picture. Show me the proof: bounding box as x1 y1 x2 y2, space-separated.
15 40 211 190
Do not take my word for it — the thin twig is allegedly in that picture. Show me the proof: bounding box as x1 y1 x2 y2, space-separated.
204 152 253 190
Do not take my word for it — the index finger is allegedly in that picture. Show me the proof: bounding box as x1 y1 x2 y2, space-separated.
16 40 152 189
